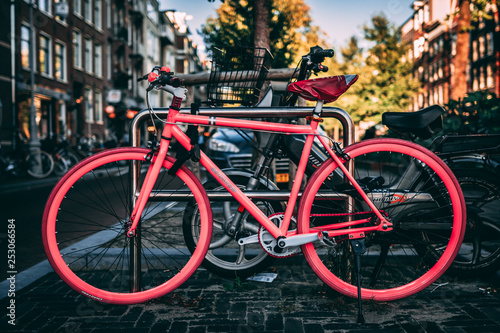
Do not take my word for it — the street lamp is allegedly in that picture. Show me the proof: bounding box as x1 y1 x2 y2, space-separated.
28 0 41 174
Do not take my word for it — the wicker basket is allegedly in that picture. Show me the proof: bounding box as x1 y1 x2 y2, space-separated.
207 47 272 106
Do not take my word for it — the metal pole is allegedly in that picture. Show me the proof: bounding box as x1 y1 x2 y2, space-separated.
10 0 16 150
28 0 41 173
129 106 356 290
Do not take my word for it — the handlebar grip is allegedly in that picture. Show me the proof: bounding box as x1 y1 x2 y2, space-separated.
158 74 181 87
319 49 335 58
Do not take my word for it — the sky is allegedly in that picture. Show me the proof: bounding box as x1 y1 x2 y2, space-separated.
159 0 416 60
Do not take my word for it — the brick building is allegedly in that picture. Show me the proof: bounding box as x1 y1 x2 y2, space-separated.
401 0 500 111
0 0 204 151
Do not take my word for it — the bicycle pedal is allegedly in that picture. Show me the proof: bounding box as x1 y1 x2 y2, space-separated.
320 231 337 247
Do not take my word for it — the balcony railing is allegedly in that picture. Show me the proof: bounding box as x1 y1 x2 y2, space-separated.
159 24 175 44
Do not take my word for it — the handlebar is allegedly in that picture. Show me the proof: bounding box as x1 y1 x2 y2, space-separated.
138 66 181 91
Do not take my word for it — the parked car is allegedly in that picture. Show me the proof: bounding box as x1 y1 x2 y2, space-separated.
206 128 291 185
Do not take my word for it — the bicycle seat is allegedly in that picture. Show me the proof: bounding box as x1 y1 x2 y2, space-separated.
382 105 444 139
287 75 358 103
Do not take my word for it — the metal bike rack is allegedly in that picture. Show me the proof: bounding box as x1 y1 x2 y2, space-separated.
128 106 355 292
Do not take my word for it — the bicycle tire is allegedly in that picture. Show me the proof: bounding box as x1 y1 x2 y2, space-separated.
27 150 54 178
42 147 212 304
53 155 69 176
183 171 283 278
298 138 466 301
444 173 500 275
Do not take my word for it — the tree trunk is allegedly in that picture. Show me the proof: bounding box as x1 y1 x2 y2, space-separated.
451 0 471 100
253 0 270 50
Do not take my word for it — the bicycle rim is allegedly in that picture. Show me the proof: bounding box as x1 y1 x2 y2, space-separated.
298 138 465 301
183 174 281 278
42 148 212 304
27 150 54 178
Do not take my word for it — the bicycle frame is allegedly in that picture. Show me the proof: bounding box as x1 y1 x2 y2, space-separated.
127 101 393 246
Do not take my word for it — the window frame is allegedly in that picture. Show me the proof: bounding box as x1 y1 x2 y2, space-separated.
54 41 67 81
85 87 94 124
74 0 82 16
39 33 52 77
84 37 93 74
94 0 102 30
84 0 93 25
94 43 102 77
21 24 32 69
73 30 82 69
94 90 103 124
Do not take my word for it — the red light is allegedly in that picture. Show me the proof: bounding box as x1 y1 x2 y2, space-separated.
105 105 115 114
76 98 81 104
126 110 138 119
108 112 116 119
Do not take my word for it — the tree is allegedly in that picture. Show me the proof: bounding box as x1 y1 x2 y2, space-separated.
201 0 322 68
331 15 419 124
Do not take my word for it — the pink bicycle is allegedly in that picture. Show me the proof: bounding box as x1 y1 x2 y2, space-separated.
42 63 465 310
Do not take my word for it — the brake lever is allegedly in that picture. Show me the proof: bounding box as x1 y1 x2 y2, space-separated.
137 74 148 82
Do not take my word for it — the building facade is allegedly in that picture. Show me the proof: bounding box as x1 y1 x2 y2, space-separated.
401 0 500 111
0 0 204 151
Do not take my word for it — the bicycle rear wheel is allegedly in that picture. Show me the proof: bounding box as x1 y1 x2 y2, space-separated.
298 138 465 301
42 147 212 304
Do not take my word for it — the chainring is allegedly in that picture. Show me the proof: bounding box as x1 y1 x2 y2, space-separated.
258 213 302 258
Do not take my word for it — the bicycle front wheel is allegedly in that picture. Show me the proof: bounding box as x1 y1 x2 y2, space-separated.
42 147 212 304
27 150 54 178
298 138 465 301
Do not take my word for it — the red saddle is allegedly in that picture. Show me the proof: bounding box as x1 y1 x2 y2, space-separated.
287 75 358 103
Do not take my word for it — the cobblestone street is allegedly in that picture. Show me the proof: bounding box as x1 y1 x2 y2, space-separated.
1 256 499 333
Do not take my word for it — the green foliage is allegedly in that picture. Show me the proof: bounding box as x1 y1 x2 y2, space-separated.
201 0 322 68
330 15 419 124
443 91 500 134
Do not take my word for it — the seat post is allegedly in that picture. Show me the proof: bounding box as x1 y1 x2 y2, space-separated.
313 100 324 116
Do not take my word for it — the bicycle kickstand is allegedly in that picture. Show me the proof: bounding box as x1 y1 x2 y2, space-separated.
349 232 367 324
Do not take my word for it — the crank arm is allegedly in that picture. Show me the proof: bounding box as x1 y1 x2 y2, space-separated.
237 234 260 246
279 233 320 248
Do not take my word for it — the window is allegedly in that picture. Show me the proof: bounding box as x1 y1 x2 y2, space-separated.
473 68 478 90
147 1 158 24
487 32 494 56
73 30 82 68
106 0 111 29
106 44 112 79
451 34 457 56
84 0 92 23
55 42 66 80
472 40 478 61
146 28 159 63
479 36 485 59
54 0 67 22
95 0 102 29
480 67 485 89
39 0 51 15
94 44 102 77
95 91 103 123
39 35 51 76
487 64 494 87
74 0 81 16
85 38 93 73
21 25 31 68
85 88 93 123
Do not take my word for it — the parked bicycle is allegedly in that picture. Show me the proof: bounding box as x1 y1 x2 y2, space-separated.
183 46 499 279
382 111 500 276
0 135 54 180
42 47 465 321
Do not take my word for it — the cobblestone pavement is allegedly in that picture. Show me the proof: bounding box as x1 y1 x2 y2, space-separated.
1 256 500 333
